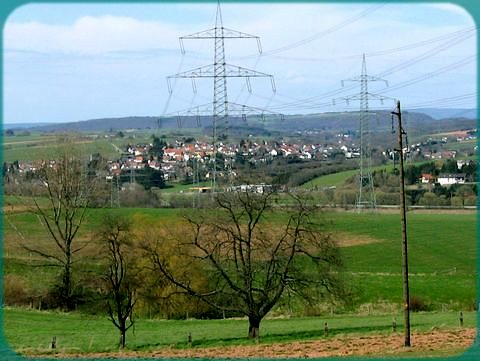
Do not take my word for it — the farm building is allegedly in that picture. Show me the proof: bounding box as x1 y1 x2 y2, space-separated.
437 173 466 186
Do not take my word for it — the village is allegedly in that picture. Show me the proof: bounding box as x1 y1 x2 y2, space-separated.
4 127 477 190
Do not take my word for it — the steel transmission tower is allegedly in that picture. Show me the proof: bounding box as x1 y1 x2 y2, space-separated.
110 175 120 208
342 54 388 210
166 1 280 192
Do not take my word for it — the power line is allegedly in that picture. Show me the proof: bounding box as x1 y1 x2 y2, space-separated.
405 92 476 109
376 55 475 94
253 28 474 113
233 4 385 59
264 26 475 63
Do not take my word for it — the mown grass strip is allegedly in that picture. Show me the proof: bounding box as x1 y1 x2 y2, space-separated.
4 308 475 354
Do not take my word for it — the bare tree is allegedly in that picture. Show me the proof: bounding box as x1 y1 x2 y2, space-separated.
97 215 137 349
24 150 94 310
143 189 342 339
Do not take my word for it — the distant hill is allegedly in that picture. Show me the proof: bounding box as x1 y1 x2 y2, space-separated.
15 109 476 135
412 108 476 120
3 122 53 130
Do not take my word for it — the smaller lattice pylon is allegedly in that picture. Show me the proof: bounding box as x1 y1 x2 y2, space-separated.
341 54 389 210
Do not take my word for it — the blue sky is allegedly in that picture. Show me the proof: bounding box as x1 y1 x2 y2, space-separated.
3 2 477 124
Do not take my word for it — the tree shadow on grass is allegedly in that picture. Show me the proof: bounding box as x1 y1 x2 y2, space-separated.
131 323 405 351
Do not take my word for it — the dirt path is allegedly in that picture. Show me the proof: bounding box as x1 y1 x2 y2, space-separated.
43 328 476 359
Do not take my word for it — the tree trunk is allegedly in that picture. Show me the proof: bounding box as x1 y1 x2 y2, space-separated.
62 255 73 310
119 331 126 349
248 316 261 340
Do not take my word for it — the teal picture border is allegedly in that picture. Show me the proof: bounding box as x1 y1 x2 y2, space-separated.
0 0 478 360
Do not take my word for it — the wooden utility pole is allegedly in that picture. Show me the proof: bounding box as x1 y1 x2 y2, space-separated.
391 100 411 347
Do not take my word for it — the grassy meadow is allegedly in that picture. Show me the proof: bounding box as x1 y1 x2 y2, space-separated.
4 308 475 354
2 141 476 354
3 133 124 162
3 129 203 163
4 205 476 312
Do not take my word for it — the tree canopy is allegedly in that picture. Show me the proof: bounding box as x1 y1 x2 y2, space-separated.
142 190 343 339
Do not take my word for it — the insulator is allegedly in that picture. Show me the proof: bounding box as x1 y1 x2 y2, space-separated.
270 77 276 93
177 115 182 128
192 79 197 94
256 38 262 54
246 77 252 93
179 38 185 54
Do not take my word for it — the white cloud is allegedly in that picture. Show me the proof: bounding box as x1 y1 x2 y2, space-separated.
3 3 476 123
4 15 182 54
427 3 475 21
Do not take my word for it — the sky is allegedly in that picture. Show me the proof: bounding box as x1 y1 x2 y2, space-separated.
3 2 477 124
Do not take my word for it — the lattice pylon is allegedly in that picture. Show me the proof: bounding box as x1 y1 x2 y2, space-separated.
342 54 388 210
166 1 280 192
212 3 228 190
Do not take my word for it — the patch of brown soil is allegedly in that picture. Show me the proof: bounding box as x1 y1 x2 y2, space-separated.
334 232 380 247
3 205 32 214
47 328 476 359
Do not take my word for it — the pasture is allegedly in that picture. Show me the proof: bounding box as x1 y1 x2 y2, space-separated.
3 205 476 312
2 198 476 357
4 308 475 355
3 133 121 162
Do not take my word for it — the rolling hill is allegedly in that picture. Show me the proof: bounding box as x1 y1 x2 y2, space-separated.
4 109 476 136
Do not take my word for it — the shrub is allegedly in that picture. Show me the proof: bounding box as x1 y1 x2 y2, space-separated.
334 190 356 207
409 295 432 312
3 274 29 306
119 183 160 207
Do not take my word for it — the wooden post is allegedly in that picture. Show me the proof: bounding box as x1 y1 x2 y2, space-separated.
392 100 411 347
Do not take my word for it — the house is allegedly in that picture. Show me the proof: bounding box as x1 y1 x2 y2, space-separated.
421 173 435 184
441 150 456 159
437 173 466 186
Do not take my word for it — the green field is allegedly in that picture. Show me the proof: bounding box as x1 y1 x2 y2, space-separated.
2 129 209 163
4 206 476 311
3 135 121 162
160 181 211 193
301 163 401 189
301 169 358 189
3 194 476 357
330 212 476 309
4 308 474 355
